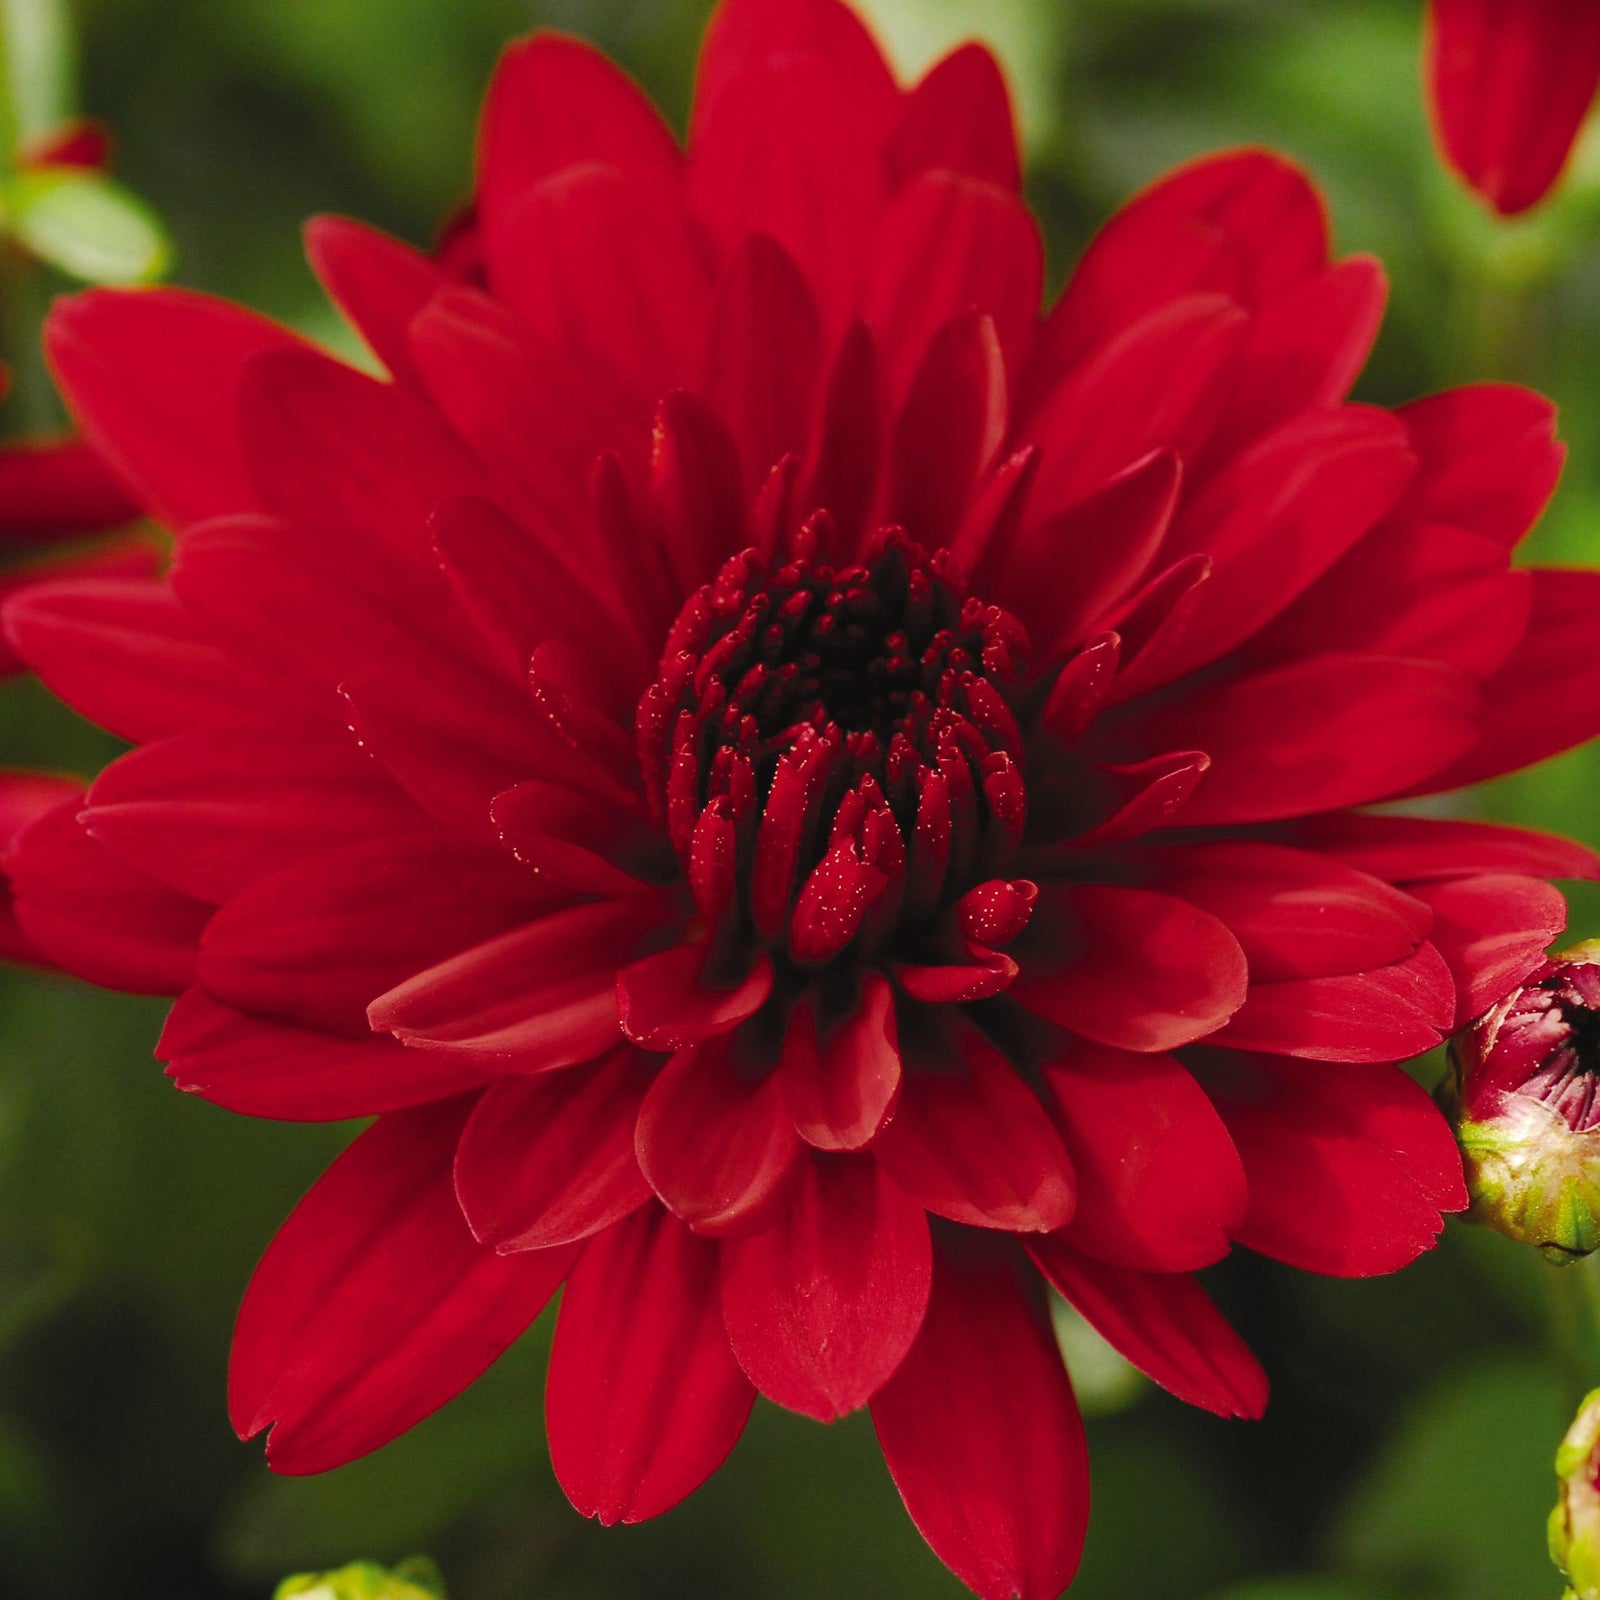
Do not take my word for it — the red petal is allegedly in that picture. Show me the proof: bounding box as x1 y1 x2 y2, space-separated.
998 449 1178 660
861 172 1041 402
886 43 1020 192
650 391 749 599
340 663 565 843
231 1099 574 1473
0 772 84 965
1392 385 1563 548
702 234 822 492
1131 653 1481 826
1288 812 1600 884
636 1032 805 1236
1154 840 1434 981
721 1154 931 1419
1207 1052 1467 1275
799 321 881 553
693 0 896 138
1413 872 1567 1026
1149 405 1417 681
8 800 206 994
81 719 424 903
477 32 682 218
410 286 647 534
1043 1042 1246 1273
3 577 281 742
618 943 774 1053
370 896 669 1069
890 310 1008 549
1427 568 1600 787
45 288 301 527
1216 941 1456 1063
433 494 649 705
236 347 492 569
0 436 138 538
454 1046 653 1251
304 215 448 389
1249 522 1532 680
1027 1237 1267 1419
1035 149 1325 381
873 1028 1075 1233
547 1206 754 1523
486 164 713 407
200 833 558 1035
1025 294 1248 519
871 1239 1089 1600
690 0 898 295
1427 0 1600 214
1014 884 1248 1053
777 974 902 1150
1215 255 1387 448
161 986 484 1121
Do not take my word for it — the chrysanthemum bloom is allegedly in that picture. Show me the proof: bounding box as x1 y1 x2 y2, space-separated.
1426 0 1600 215
9 2 1600 1595
1442 939 1600 1260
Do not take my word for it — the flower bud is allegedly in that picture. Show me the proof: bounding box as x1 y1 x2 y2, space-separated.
1552 1389 1600 1599
1440 940 1600 1263
274 1558 446 1600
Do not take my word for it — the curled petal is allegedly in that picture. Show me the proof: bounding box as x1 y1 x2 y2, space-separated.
874 1028 1075 1233
1013 884 1247 1053
618 944 774 1053
636 1032 806 1236
778 975 902 1151
721 1154 931 1419
1043 1042 1246 1273
455 1046 654 1251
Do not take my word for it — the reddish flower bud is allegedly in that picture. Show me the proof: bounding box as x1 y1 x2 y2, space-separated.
1442 940 1600 1262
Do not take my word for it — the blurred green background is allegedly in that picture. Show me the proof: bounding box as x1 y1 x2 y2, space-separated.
0 0 1596 1595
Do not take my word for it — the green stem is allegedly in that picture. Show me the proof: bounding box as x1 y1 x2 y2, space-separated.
1545 1254 1600 1410
0 236 56 434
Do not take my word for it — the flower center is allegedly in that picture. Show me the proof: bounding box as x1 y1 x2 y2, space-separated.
636 531 1033 964
1506 963 1600 1131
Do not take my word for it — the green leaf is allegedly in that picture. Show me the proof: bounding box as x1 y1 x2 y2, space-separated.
3 168 171 283
274 1556 447 1600
1329 1357 1569 1600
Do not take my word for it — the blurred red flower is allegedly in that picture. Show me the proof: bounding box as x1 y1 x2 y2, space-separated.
1426 0 1600 214
9 2 1600 1594
0 415 149 962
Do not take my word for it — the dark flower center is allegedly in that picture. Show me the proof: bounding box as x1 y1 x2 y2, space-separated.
636 529 1033 963
1507 963 1600 1131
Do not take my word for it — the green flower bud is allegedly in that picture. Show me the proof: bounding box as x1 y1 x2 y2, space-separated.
1553 1389 1600 1599
273 1557 446 1600
1440 941 1600 1263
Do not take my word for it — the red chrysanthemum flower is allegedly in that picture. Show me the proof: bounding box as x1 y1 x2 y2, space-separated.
1426 0 1600 215
8 3 1600 1595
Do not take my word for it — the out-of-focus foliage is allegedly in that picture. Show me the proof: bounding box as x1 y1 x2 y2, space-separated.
0 1 1596 1596
275 1556 447 1600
